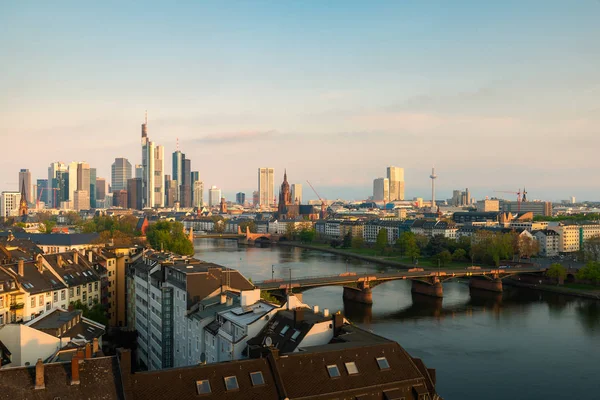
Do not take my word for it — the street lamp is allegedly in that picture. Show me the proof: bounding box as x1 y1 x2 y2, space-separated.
272 264 275 280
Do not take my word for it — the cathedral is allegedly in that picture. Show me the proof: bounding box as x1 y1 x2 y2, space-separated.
277 170 292 217
18 178 28 216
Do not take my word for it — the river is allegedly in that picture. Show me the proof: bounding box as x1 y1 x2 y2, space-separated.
194 239 600 400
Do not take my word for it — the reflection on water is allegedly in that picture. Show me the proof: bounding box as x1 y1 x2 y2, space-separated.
195 239 600 400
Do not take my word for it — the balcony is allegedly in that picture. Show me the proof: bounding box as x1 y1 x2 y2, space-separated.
10 302 24 310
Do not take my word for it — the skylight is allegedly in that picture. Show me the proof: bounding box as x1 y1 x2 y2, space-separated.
224 376 239 391
196 379 211 395
345 362 359 375
250 371 265 386
291 330 301 341
376 357 390 370
279 325 289 336
327 364 340 378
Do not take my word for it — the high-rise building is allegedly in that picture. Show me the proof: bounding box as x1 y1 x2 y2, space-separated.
258 168 275 207
18 169 33 204
180 158 191 208
252 191 259 207
172 150 184 202
96 178 106 201
90 168 97 208
53 170 69 207
141 114 164 208
209 186 221 207
127 178 143 210
48 162 67 208
387 166 405 201
36 179 48 206
135 164 143 179
190 171 199 206
193 180 204 208
111 158 132 192
291 183 302 204
112 190 128 208
236 192 245 205
73 190 90 211
1 191 21 217
373 178 389 203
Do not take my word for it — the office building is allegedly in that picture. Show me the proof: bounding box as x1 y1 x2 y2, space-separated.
135 164 143 179
258 168 274 207
112 190 128 208
127 178 143 210
235 192 245 205
96 178 106 201
291 183 302 204
476 199 500 212
47 162 67 208
172 150 184 202
180 159 191 207
19 169 33 204
387 166 405 201
373 178 389 203
1 192 21 217
193 180 204 208
141 114 165 208
111 158 132 192
209 186 221 207
36 179 48 206
252 191 259 207
90 168 97 208
501 201 552 217
190 171 199 206
164 175 177 207
74 190 91 211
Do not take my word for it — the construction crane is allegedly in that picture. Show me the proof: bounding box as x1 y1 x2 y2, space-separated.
494 189 523 212
306 180 327 219
37 187 59 210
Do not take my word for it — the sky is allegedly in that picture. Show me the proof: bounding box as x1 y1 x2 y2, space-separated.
1 1 599 203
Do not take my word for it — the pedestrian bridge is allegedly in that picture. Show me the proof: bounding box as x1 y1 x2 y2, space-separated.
254 266 547 304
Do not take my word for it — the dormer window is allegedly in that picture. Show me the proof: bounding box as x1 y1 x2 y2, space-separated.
224 376 239 391
279 325 289 336
345 361 359 375
291 329 301 341
376 357 390 370
327 364 340 378
250 371 265 386
196 379 211 395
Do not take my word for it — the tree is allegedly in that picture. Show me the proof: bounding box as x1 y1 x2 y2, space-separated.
351 235 365 249
70 300 109 327
396 231 419 260
577 261 600 284
583 236 600 262
414 234 429 254
238 220 257 234
330 239 342 249
426 234 449 256
452 248 467 262
146 221 194 255
211 216 226 233
546 263 567 284
298 228 316 243
284 223 297 240
342 232 352 248
433 250 452 267
517 235 539 260
375 228 388 255
42 220 56 233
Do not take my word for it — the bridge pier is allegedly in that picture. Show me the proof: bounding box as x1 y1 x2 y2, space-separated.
342 281 373 305
411 277 443 298
469 276 503 293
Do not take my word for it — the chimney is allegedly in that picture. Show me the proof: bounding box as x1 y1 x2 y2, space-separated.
118 348 132 375
57 255 63 268
313 305 319 314
323 308 329 317
294 308 304 326
36 255 43 271
220 292 227 304
35 358 45 390
85 342 92 359
333 312 344 336
88 250 93 263
73 251 78 265
71 355 81 385
76 348 84 360
18 259 24 277
92 337 99 354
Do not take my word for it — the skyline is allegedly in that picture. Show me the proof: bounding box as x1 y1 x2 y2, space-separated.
2 1 599 201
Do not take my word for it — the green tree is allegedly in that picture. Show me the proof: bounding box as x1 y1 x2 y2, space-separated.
351 235 365 249
375 228 388 255
70 300 109 327
342 232 352 248
577 261 600 284
238 220 257 233
211 216 226 233
452 248 467 262
42 220 56 233
396 231 419 260
284 223 297 240
298 228 316 243
434 250 452 267
546 263 567 284
426 234 449 256
583 236 600 262
146 221 194 255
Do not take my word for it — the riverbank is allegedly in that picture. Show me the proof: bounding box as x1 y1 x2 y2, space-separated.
504 279 600 300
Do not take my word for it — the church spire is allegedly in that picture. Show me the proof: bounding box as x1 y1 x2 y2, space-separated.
284 169 287 182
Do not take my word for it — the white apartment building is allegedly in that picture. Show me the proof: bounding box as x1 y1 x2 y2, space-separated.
291 183 302 204
209 186 221 207
258 168 275 207
533 230 560 257
373 178 389 203
0 192 21 218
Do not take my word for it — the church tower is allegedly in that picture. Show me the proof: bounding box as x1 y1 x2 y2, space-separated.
18 177 28 216
277 170 291 218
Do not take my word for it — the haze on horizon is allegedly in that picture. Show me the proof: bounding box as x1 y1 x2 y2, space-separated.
1 1 599 202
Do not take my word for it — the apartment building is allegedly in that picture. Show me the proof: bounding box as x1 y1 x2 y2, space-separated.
533 230 560 257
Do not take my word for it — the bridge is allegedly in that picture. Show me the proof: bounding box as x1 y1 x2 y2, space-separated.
254 266 547 304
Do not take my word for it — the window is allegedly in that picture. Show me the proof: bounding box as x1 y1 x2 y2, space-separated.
69 288 74 297
88 283 92 292
0 296 3 308
53 292 58 302
76 286 80 296
83 292 87 302
31 297 36 307
196 380 211 395
345 362 359 375
224 376 239 391
291 330 301 341
39 295 44 304
376 357 390 370
250 371 265 386
327 365 340 378
94 282 98 291
280 325 289 336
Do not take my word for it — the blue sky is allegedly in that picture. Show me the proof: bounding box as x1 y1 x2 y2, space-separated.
1 1 599 202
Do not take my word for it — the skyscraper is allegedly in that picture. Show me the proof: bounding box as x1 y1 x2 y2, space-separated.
236 192 245 205
193 180 204 208
258 168 274 208
135 164 143 179
111 158 132 192
1 191 21 217
387 166 405 201
172 150 184 202
36 179 48 206
48 162 67 208
191 171 199 206
209 186 221 207
180 158 191 207
90 168 97 208
141 113 164 208
96 178 106 201
291 183 302 204
19 169 33 204
373 178 389 203
127 178 143 210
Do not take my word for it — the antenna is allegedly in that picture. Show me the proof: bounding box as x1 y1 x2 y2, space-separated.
176 137 179 151
145 110 148 125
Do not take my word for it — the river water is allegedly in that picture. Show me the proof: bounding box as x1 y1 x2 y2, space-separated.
194 239 600 400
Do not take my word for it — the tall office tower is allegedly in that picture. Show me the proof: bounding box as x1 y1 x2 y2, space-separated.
76 162 91 209
209 186 221 207
96 178 106 201
164 175 174 207
18 169 33 203
47 162 67 208
73 190 90 211
252 191 259 207
54 171 69 207
135 164 143 179
111 158 132 192
193 180 204 208
179 158 191 207
36 179 48 206
373 178 390 203
90 168 97 208
190 171 199 206
258 168 275 207
172 150 184 202
387 166 405 201
430 167 437 212
235 192 245 205
141 114 164 208
1 191 21 217
291 183 302 204
127 178 143 210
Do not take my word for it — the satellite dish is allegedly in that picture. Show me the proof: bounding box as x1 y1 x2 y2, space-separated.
265 337 273 347
200 352 206 363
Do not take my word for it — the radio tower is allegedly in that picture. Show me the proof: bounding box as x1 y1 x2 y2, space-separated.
430 167 437 212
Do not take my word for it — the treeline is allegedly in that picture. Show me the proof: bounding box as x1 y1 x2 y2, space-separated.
534 213 600 222
146 221 194 256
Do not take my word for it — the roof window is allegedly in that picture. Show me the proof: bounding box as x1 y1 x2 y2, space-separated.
376 357 390 370
280 325 289 336
196 379 211 395
291 329 301 341
327 364 340 378
224 376 239 391
345 361 359 375
250 371 265 386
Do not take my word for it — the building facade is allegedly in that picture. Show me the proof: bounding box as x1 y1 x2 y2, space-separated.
111 158 132 193
373 178 389 203
387 166 405 201
258 168 274 208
